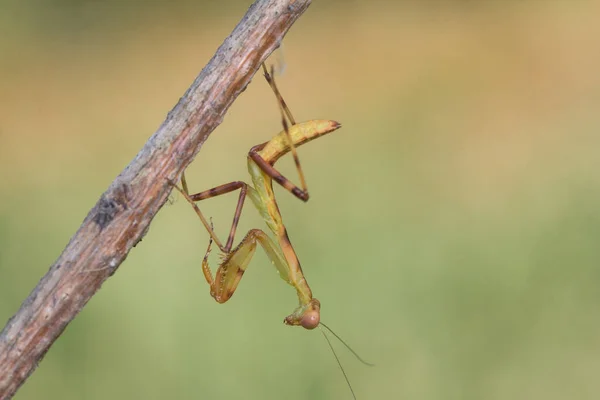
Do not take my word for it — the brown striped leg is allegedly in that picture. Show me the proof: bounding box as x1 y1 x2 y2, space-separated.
186 181 248 253
170 182 224 249
249 148 309 202
261 63 296 125
170 180 247 253
259 63 310 202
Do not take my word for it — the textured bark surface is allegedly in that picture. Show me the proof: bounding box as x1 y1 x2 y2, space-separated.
0 0 312 398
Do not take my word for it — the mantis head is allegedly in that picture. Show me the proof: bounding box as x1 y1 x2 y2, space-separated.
285 299 373 399
284 298 321 330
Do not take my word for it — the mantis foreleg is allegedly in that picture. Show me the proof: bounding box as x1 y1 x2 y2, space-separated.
201 228 291 303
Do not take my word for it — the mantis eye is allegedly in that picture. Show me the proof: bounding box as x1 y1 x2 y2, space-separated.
301 310 320 330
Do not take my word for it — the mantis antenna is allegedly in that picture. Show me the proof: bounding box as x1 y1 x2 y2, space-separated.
319 322 374 400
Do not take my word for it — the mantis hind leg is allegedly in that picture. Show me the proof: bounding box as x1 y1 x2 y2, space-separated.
261 63 296 125
259 63 310 201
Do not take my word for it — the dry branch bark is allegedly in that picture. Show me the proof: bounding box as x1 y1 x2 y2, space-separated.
0 0 312 397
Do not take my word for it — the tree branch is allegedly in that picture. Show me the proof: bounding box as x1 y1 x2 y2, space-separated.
0 0 312 397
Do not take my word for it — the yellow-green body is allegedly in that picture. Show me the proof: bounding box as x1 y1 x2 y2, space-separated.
173 119 340 329
247 120 341 302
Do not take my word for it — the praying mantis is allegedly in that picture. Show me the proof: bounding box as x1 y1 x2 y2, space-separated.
170 64 371 398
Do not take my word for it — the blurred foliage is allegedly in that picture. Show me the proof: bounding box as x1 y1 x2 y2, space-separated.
2 1 600 399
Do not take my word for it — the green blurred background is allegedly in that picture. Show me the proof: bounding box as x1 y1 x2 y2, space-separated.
2 1 600 399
